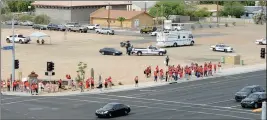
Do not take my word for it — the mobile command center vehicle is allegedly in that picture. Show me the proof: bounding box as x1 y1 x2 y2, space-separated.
156 30 195 47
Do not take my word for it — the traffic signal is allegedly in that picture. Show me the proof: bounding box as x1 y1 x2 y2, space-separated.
261 48 265 59
14 60 19 69
47 62 55 71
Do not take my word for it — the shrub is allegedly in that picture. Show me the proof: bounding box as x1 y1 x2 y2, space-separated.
18 14 33 21
225 23 228 27
118 82 123 85
33 14 50 24
232 22 236 26
191 25 195 30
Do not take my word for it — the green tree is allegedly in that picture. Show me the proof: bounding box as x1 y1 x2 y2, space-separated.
199 1 224 5
18 14 33 21
7 1 18 12
149 1 187 19
193 7 211 17
221 2 245 18
117 17 126 28
6 1 35 12
33 14 50 24
75 62 87 82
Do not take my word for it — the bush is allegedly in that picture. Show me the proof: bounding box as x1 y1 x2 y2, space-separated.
191 25 195 30
118 82 123 85
209 24 212 28
225 23 228 27
33 14 50 24
18 14 34 21
232 22 236 26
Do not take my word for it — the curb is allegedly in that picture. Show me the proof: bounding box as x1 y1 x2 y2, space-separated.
2 63 266 96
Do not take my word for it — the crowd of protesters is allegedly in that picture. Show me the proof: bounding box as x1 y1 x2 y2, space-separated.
143 61 222 82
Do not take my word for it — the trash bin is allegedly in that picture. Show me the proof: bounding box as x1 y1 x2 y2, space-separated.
240 60 244 65
221 56 225 63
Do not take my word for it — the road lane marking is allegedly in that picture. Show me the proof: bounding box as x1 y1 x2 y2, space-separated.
128 74 266 97
139 90 156 92
228 105 242 108
1 96 27 101
74 95 256 115
1 97 52 105
130 105 255 120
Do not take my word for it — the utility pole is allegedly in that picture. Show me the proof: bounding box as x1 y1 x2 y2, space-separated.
216 1 219 23
144 1 147 12
11 14 15 86
0 2 2 95
108 2 111 28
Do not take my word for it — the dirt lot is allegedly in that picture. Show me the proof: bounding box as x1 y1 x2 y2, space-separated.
1 24 265 85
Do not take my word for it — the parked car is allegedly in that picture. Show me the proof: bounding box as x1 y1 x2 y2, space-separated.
6 34 31 44
65 22 79 30
140 26 157 34
68 25 88 33
57 24 67 31
255 38 266 45
87 24 100 30
20 21 34 26
32 24 47 30
5 20 19 25
150 30 160 36
47 23 59 30
131 45 167 56
235 85 265 102
241 92 266 108
96 28 114 35
99 48 122 56
210 44 233 52
95 102 131 118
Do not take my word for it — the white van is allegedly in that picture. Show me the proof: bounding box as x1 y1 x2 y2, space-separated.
156 30 194 47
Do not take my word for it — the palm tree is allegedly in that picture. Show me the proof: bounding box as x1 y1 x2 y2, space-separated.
117 17 126 28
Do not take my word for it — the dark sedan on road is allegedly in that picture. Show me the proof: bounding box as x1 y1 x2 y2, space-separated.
241 92 266 108
235 85 265 102
95 103 131 118
99 48 122 56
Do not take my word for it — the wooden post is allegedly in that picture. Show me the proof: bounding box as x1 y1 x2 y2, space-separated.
108 2 111 28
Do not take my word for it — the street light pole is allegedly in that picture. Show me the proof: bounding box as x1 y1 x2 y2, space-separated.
108 2 110 28
11 14 15 87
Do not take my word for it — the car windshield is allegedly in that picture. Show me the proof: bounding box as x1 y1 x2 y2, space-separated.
240 87 252 93
103 104 115 109
248 94 259 99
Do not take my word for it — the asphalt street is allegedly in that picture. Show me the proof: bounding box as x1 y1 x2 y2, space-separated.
1 70 266 119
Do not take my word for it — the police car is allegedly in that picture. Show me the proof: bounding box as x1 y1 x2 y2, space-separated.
210 44 233 52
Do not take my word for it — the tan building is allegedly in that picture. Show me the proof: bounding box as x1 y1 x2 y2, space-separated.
90 8 154 28
197 4 223 17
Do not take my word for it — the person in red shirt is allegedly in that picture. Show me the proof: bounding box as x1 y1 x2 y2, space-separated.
90 77 94 89
156 65 159 73
85 79 90 90
34 83 38 95
134 76 138 87
159 69 164 80
104 79 108 88
7 80 10 91
108 76 112 88
154 71 158 82
218 62 222 72
188 67 192 79
204 65 208 77
214 63 217 73
31 83 35 95
13 81 17 91
79 81 84 92
58 79 63 92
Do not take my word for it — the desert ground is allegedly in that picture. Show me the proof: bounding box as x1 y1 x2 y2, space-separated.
1 24 265 85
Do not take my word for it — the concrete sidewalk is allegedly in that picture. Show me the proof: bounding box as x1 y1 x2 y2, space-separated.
2 63 266 96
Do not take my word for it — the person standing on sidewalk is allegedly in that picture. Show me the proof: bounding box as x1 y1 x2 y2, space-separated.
218 62 222 72
79 81 84 92
85 78 90 91
104 79 108 89
12 81 17 91
165 56 170 66
58 79 63 92
91 77 95 89
154 70 158 82
134 76 139 87
213 63 217 73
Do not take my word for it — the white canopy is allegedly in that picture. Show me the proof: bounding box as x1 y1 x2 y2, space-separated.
29 32 51 44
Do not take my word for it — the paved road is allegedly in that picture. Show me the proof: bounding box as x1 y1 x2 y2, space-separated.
1 70 266 119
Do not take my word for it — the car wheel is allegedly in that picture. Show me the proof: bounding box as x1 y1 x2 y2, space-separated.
224 49 227 52
212 48 216 51
259 42 263 45
79 30 82 33
254 103 258 108
137 52 142 56
190 41 194 46
173 43 178 47
159 52 163 56
19 40 23 44
241 105 245 108
101 52 105 55
124 110 128 115
107 32 110 35
113 53 116 56
6 39 11 43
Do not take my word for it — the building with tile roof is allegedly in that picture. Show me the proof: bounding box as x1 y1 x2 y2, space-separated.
31 1 132 24
90 8 154 28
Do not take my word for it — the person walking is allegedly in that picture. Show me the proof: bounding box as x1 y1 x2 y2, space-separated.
86 78 90 91
90 77 95 89
104 79 108 89
58 79 63 92
154 71 158 82
218 62 222 72
165 56 170 66
134 76 139 87
79 81 84 92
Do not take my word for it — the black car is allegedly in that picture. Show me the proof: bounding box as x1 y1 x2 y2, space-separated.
32 24 47 30
235 85 265 102
241 92 266 108
95 103 131 118
99 48 122 56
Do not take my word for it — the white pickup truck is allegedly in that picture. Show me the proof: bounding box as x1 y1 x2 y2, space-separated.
131 46 167 56
87 24 100 30
6 34 31 44
95 28 115 35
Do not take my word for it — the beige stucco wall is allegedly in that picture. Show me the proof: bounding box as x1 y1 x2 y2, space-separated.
131 13 154 27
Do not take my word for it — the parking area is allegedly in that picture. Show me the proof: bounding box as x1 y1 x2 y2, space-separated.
1 70 265 119
1 24 265 85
